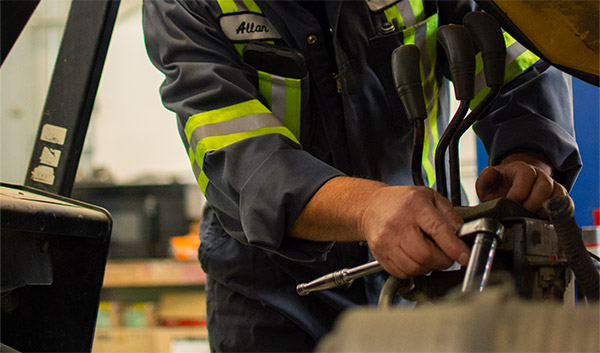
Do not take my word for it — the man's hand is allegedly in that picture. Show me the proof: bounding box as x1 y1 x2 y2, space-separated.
290 177 470 279
476 152 567 215
360 186 470 279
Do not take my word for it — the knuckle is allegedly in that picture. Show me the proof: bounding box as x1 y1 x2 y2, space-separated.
404 262 427 276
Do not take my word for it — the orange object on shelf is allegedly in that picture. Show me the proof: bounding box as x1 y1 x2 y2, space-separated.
170 221 201 261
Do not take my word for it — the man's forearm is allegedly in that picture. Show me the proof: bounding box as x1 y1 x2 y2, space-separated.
288 176 387 242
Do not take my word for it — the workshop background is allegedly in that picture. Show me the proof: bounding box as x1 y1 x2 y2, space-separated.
0 1 598 353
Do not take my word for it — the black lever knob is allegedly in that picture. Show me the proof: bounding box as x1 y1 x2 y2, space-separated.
463 11 506 87
437 25 476 101
391 44 428 123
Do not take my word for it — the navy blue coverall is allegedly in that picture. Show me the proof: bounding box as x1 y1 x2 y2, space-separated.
143 1 581 351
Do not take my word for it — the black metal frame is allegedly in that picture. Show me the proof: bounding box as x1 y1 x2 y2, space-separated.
24 0 121 197
1 1 120 351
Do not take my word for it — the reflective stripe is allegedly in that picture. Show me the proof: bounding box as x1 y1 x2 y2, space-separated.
241 0 261 13
218 0 262 13
217 0 238 14
217 0 300 139
190 113 283 146
185 99 269 136
271 74 287 123
258 71 303 140
470 32 540 109
185 100 299 194
384 5 404 28
408 0 425 22
284 77 302 140
188 146 207 191
383 0 424 29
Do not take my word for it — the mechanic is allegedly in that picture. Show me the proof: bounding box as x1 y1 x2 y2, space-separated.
143 1 581 351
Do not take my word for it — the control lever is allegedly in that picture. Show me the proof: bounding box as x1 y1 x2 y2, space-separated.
449 12 507 203
391 44 428 186
434 25 476 203
296 218 502 296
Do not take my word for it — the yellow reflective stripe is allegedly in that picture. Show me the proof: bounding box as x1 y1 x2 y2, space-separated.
242 0 261 13
507 49 539 81
217 0 238 14
403 25 416 44
504 32 517 47
470 33 540 109
188 146 209 193
409 0 425 22
384 5 404 28
258 71 273 108
193 126 298 173
184 99 269 140
198 171 209 194
193 127 298 194
422 137 435 187
233 43 244 56
384 0 424 29
257 71 302 140
423 14 439 187
284 77 302 139
185 100 299 194
188 146 195 164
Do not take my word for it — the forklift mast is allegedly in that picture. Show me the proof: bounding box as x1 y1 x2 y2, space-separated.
1 1 120 352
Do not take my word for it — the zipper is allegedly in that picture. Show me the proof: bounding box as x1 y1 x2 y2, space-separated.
332 72 342 93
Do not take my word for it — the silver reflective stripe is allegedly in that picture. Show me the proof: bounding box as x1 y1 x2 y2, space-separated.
506 40 529 65
395 0 416 28
473 63 487 95
189 112 283 154
233 0 248 11
271 75 287 124
473 39 530 94
192 160 202 180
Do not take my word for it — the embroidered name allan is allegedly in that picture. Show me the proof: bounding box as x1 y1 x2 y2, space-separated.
220 13 282 42
236 21 270 34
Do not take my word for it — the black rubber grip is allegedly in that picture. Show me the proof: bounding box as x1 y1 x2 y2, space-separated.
437 25 476 100
391 44 427 123
463 11 506 87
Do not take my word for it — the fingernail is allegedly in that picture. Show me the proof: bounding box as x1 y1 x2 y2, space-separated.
459 252 470 266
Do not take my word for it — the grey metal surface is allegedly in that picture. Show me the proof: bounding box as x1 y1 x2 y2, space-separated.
317 287 600 352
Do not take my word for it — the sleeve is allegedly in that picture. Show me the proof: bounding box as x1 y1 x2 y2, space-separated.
473 61 582 190
142 0 343 261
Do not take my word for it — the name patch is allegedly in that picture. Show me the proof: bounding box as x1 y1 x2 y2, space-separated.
220 13 281 42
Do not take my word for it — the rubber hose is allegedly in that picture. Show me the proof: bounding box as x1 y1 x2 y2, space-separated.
544 196 599 301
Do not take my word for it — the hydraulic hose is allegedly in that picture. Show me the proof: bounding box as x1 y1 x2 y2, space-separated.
544 196 599 302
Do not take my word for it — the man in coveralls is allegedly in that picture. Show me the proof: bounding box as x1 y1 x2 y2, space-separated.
143 1 581 351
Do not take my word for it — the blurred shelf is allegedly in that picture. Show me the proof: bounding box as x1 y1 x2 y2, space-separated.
103 259 206 288
93 326 208 353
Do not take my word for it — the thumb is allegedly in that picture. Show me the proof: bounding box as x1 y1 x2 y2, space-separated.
476 166 505 201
